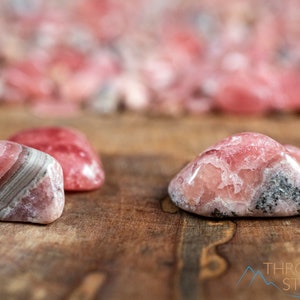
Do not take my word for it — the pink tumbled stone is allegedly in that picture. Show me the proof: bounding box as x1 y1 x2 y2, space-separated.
168 132 300 217
0 141 64 224
9 127 105 191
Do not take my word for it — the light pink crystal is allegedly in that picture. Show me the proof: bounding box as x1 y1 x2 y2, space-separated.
168 132 300 217
0 141 64 224
9 127 105 191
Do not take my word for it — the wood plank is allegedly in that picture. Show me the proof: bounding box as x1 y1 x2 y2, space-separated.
0 106 300 299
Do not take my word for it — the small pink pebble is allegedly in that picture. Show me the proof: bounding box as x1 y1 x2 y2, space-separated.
0 141 64 224
9 127 105 191
169 132 300 217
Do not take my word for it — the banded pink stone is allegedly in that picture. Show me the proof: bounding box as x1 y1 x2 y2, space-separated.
9 127 105 191
0 141 64 224
168 132 300 217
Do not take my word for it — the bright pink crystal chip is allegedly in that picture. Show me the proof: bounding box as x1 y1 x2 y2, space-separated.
168 132 300 217
9 127 105 191
0 141 64 224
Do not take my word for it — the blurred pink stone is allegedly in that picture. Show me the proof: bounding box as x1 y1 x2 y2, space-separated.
9 127 105 191
169 132 300 217
74 0 133 41
162 27 204 65
142 54 178 91
278 71 300 111
60 53 121 103
49 47 86 76
118 75 149 111
61 69 103 103
2 61 52 100
214 71 275 114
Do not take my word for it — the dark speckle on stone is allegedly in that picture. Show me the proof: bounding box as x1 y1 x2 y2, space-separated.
255 173 300 213
211 208 227 218
211 208 226 218
211 209 238 218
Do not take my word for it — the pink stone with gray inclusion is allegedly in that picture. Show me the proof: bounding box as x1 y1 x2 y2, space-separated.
0 141 64 224
168 132 300 217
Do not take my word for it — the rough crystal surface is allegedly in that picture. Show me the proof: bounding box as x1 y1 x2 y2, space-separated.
9 127 105 191
0 141 64 224
168 132 300 217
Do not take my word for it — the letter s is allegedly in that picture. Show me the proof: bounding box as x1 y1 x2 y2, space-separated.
283 278 290 291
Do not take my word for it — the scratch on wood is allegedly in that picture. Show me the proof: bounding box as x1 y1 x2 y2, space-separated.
176 214 204 300
68 272 106 300
199 221 236 280
176 214 236 300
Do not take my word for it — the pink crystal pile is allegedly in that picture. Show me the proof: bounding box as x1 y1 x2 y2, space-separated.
0 141 64 224
9 127 105 191
0 0 300 115
168 132 300 217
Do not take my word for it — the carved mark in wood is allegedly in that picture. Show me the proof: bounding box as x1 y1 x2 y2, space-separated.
176 213 236 300
68 272 106 300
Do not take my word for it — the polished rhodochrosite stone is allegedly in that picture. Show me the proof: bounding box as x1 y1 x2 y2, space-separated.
9 127 105 191
168 132 300 217
0 141 64 224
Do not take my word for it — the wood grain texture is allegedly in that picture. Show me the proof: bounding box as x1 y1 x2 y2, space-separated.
1 106 300 300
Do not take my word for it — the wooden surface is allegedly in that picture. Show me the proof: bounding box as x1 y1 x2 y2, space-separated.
1 107 300 300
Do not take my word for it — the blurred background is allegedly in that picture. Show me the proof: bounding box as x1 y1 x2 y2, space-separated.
1 0 300 117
